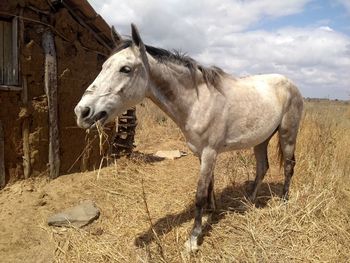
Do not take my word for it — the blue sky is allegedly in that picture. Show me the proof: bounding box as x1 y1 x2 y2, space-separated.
253 1 350 35
89 0 350 99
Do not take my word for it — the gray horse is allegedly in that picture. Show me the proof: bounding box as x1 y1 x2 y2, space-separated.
74 24 303 251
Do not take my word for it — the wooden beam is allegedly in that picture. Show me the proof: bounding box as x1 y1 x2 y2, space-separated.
19 7 30 179
12 17 18 85
0 121 5 189
22 76 31 179
0 21 4 84
0 85 22 91
42 26 60 179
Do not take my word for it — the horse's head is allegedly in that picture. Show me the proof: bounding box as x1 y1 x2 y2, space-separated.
74 24 149 129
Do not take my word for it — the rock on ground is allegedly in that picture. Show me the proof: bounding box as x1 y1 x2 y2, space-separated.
154 150 187 160
47 200 100 228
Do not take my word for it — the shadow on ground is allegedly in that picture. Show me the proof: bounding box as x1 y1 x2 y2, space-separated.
135 181 284 247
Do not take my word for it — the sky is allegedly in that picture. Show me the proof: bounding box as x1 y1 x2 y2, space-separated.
88 0 350 99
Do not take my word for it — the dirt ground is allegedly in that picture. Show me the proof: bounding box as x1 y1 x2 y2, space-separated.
0 138 283 263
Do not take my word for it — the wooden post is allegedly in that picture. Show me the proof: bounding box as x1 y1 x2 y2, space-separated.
20 8 31 179
0 121 5 189
42 26 60 179
0 21 4 84
22 76 31 179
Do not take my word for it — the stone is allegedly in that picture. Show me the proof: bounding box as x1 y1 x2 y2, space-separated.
37 199 47 206
48 200 100 228
154 150 187 160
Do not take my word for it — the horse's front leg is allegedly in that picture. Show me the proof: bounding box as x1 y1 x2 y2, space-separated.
185 147 217 252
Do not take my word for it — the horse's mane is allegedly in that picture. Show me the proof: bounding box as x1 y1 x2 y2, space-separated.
111 39 226 87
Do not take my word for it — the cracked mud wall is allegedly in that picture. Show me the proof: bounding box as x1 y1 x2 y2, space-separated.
0 0 113 183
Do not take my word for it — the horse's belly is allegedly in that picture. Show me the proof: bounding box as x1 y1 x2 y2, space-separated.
221 111 281 151
223 125 277 151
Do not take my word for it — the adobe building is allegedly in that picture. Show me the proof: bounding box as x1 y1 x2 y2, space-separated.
0 0 136 188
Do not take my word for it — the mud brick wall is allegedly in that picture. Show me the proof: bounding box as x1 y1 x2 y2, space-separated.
0 0 113 183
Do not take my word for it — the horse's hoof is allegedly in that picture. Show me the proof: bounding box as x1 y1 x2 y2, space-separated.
184 237 199 253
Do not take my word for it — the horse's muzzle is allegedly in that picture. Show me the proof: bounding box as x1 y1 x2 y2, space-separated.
75 105 108 129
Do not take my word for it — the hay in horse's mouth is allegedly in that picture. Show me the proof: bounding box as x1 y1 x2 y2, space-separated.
90 111 108 129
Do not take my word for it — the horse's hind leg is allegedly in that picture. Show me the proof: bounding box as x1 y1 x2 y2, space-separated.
279 97 303 200
279 127 297 200
282 153 295 200
249 136 271 203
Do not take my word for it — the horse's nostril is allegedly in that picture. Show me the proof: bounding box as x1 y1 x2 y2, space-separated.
81 107 92 119
94 111 107 121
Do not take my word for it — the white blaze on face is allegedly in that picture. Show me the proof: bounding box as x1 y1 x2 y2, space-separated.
74 46 149 129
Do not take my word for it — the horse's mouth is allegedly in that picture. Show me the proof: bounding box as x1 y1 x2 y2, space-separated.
88 111 108 129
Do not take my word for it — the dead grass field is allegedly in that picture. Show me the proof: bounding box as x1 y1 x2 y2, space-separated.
0 99 349 262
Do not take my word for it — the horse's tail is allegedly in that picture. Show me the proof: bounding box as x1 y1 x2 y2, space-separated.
277 128 284 169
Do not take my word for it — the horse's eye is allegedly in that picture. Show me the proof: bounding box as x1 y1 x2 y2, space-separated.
120 66 131 74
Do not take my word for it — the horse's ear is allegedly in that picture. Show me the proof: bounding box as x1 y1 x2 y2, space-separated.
131 23 143 48
131 23 150 72
111 26 122 46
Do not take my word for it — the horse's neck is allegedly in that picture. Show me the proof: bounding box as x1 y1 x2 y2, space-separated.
146 59 197 129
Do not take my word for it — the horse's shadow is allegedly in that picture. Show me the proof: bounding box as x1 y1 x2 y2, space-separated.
135 181 284 247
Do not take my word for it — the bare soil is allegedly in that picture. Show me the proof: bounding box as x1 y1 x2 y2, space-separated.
0 137 281 263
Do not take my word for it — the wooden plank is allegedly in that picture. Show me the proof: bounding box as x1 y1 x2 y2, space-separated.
0 121 5 189
3 20 12 85
0 21 4 84
42 28 60 179
12 17 18 85
0 85 22 91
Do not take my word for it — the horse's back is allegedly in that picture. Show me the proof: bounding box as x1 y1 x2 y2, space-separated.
232 73 302 110
218 73 302 150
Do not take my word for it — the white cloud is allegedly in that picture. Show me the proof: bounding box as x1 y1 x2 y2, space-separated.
90 0 311 50
88 0 350 99
198 27 350 98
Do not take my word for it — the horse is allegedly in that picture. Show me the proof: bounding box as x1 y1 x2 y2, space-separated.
74 24 303 251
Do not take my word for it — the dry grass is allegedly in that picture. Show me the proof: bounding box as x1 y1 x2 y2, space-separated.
50 99 350 263
1 99 350 262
